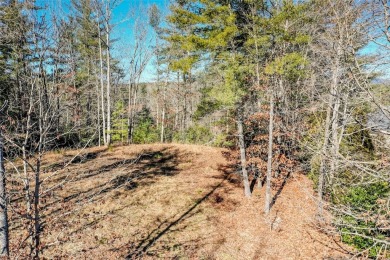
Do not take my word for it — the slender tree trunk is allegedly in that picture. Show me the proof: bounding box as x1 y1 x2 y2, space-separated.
265 90 274 214
329 68 341 185
156 101 159 128
33 157 41 259
318 59 340 219
175 72 180 132
0 111 9 257
130 82 138 143
96 78 101 146
329 90 340 186
72 70 79 130
127 81 132 144
257 99 263 189
237 111 251 197
33 84 45 259
161 107 165 143
98 22 107 145
253 33 261 88
338 96 348 145
318 97 332 219
156 36 160 128
106 28 111 146
23 87 34 244
329 44 342 186
22 145 32 235
160 83 166 143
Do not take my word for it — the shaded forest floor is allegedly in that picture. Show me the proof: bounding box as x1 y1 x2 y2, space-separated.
9 144 352 259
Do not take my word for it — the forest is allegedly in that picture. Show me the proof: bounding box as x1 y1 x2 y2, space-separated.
0 0 389 258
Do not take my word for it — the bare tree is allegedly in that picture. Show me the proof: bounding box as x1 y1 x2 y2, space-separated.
264 89 274 214
126 17 153 143
0 101 9 257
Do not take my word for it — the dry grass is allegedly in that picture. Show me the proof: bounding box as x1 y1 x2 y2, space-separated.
8 144 352 259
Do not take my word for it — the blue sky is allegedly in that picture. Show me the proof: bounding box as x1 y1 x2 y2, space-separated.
36 0 169 17
36 0 170 82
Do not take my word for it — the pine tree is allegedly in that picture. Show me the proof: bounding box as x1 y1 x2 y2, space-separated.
260 0 310 214
71 0 101 139
165 0 252 196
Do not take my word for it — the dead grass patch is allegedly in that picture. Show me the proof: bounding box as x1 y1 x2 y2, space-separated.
7 144 352 259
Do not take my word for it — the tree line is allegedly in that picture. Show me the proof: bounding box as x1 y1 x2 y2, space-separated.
0 0 389 258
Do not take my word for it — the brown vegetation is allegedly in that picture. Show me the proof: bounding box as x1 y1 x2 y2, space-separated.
8 144 352 259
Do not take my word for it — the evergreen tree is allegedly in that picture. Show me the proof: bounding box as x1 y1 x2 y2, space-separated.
112 100 128 142
165 0 254 196
71 0 101 136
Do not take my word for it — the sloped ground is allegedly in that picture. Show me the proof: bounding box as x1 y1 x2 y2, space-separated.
213 174 350 260
9 144 352 259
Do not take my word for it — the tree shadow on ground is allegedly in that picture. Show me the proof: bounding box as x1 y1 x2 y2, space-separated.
9 148 109 206
270 172 291 210
219 148 291 208
124 173 230 259
215 163 241 186
21 147 192 237
44 148 174 201
45 148 108 172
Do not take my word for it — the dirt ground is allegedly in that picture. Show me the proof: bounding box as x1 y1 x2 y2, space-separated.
8 144 353 259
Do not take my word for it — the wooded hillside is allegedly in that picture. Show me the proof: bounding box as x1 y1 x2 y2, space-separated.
0 0 389 258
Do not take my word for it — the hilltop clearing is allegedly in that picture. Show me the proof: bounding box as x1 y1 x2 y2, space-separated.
9 144 351 259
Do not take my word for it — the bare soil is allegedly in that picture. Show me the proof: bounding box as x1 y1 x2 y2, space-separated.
9 144 352 259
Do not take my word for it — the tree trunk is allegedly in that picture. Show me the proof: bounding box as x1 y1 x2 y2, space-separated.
318 59 340 219
96 77 101 146
33 158 41 259
0 119 9 257
237 111 251 197
156 36 160 128
265 91 274 214
329 90 340 187
129 82 138 143
127 79 133 144
33 84 45 259
106 17 111 146
98 23 107 145
161 83 166 143
23 88 34 243
317 97 332 219
257 100 263 189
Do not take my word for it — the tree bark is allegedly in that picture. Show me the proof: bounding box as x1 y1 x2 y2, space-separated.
0 104 9 257
127 81 132 144
237 111 251 197
317 96 332 219
96 76 101 146
329 58 342 188
33 82 45 259
105 9 111 146
33 157 41 259
265 91 274 214
161 83 166 143
318 57 340 219
98 21 107 145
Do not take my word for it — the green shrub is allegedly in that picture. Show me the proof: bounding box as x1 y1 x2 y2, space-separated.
173 124 213 144
342 182 389 211
111 101 128 143
213 133 234 148
133 118 159 144
339 182 389 257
